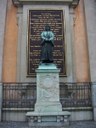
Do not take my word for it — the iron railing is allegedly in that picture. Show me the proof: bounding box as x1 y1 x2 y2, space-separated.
3 83 36 108
2 82 92 108
60 82 92 108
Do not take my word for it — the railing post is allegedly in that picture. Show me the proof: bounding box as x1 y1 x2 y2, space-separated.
0 83 3 121
92 83 96 121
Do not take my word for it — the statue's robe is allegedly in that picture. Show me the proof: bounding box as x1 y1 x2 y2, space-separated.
40 31 54 63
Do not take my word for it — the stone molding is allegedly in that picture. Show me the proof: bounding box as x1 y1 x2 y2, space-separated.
12 0 79 8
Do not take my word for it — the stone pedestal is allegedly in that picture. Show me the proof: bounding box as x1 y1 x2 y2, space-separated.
35 64 62 113
26 64 71 126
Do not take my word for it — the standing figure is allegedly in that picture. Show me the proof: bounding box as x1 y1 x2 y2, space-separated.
40 25 54 63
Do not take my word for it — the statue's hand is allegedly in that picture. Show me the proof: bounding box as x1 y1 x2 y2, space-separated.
45 38 49 41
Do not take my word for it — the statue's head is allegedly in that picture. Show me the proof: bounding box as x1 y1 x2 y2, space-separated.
45 25 50 31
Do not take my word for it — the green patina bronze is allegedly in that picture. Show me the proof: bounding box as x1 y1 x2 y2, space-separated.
40 25 54 63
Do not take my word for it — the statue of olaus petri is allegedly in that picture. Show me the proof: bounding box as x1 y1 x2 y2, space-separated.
40 25 54 63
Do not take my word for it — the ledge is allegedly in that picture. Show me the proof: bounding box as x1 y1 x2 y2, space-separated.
12 0 79 8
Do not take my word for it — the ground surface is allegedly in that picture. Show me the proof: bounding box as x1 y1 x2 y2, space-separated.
0 121 96 128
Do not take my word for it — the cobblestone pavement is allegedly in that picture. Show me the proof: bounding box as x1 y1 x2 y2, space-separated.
0 121 96 128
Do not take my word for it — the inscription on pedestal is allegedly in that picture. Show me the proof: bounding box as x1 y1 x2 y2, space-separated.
27 10 66 76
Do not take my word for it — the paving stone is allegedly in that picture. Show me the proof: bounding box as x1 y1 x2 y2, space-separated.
0 121 96 128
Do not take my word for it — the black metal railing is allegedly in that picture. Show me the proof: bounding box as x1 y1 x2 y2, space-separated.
60 82 92 108
3 83 36 108
2 82 92 108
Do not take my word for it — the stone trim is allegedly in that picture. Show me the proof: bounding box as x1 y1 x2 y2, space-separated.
84 0 96 82
16 7 23 82
12 0 79 8
0 0 7 82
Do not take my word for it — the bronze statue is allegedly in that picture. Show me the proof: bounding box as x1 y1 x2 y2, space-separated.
40 25 54 63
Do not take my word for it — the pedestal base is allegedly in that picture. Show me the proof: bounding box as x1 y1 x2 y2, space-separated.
26 111 71 127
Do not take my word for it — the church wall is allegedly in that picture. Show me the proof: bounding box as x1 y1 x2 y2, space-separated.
2 0 18 82
74 0 90 82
